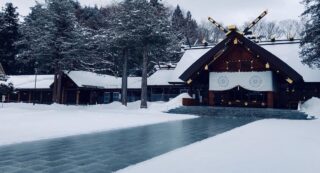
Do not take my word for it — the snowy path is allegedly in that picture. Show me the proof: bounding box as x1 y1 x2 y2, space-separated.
118 119 320 173
118 98 320 173
0 98 196 146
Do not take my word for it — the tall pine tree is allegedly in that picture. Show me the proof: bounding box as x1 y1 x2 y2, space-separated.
171 5 199 46
300 0 320 68
0 3 19 74
17 0 105 103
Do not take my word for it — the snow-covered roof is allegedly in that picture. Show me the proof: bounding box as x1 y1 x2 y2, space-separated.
148 69 175 86
65 71 142 89
170 48 210 83
67 70 182 89
176 42 320 83
261 43 320 82
5 75 54 89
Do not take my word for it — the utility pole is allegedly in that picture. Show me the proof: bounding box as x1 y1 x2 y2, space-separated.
33 61 38 106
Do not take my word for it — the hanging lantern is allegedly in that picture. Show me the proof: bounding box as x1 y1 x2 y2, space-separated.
205 65 209 70
265 63 270 69
286 78 293 84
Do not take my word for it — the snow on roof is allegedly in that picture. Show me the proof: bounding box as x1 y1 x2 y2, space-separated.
6 75 54 89
261 43 320 82
171 48 210 83
148 69 175 86
175 42 320 83
67 70 179 88
66 71 141 89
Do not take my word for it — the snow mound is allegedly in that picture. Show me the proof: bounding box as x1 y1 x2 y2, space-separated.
300 97 320 118
150 93 191 112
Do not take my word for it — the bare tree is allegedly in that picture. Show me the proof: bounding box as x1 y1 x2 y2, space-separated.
198 20 225 44
264 21 282 39
279 19 304 39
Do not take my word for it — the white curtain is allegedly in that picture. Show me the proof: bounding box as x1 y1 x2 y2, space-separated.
209 71 274 91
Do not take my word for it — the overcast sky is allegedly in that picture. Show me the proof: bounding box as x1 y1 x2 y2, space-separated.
0 0 304 26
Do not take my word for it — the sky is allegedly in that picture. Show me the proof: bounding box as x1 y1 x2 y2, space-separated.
0 0 304 26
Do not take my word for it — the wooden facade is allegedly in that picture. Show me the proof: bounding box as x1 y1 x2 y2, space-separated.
180 31 320 109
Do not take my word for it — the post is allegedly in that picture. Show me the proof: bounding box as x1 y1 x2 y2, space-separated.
89 90 93 104
40 91 43 104
208 91 215 106
1 95 5 108
17 92 20 102
267 91 274 108
121 48 128 106
76 90 80 105
56 71 63 104
61 88 65 104
28 92 32 103
33 61 38 105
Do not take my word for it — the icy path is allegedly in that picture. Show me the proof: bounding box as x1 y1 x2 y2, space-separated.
118 98 320 173
0 95 196 146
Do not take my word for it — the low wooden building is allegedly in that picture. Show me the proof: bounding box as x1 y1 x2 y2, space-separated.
55 70 188 105
5 75 54 104
6 69 188 105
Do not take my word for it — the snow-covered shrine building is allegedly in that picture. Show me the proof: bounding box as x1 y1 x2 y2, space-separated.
179 30 320 109
4 28 320 109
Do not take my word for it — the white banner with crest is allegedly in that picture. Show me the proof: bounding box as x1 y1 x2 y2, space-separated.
209 71 274 91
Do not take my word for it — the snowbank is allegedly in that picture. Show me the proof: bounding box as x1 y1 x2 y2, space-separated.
149 93 192 111
300 97 320 118
0 95 196 146
118 119 320 173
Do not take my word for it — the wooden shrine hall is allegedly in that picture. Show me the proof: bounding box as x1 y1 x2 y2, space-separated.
179 11 320 109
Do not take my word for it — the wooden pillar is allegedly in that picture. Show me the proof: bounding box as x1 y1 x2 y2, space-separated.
89 90 93 105
267 91 274 108
76 90 80 105
17 92 21 102
40 91 43 104
28 92 32 103
7 94 10 103
61 88 65 104
208 91 215 106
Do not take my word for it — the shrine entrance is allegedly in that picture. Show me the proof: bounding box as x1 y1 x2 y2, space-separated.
212 87 268 108
207 71 275 108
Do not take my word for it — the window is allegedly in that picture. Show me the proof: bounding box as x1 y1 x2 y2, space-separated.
113 92 121 101
103 92 111 103
180 89 188 94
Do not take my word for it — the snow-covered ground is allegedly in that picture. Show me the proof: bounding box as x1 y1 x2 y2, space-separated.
118 97 320 173
0 93 196 146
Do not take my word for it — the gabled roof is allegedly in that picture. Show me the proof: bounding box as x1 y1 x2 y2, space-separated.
66 70 180 89
65 71 141 89
169 48 210 84
5 75 54 89
261 43 320 82
149 69 173 86
179 31 305 83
